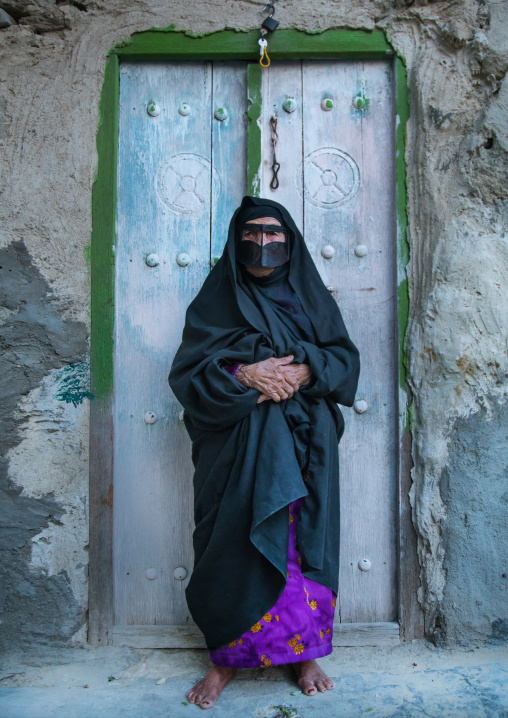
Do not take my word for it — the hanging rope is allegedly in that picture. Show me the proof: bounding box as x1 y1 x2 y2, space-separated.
269 115 280 190
258 37 270 68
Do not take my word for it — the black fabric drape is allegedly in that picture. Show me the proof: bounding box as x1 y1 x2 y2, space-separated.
168 196 360 650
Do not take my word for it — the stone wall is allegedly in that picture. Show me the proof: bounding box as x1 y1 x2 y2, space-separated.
0 0 506 649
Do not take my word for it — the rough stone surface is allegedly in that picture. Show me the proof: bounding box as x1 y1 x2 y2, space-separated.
0 240 89 651
0 2 70 34
0 0 507 648
0 9 14 28
440 398 508 646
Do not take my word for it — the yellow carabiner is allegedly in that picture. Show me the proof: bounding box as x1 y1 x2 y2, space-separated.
260 45 271 68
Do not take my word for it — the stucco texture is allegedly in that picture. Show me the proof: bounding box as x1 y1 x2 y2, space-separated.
0 0 507 649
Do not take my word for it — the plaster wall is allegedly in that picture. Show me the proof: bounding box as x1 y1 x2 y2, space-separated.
0 0 507 650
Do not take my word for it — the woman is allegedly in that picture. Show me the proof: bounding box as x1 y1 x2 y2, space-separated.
168 196 360 709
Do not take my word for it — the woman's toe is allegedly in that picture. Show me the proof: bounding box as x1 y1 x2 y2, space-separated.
302 682 317 696
316 680 327 692
200 698 214 710
324 678 334 690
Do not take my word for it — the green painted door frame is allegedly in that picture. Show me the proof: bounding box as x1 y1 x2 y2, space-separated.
88 28 422 646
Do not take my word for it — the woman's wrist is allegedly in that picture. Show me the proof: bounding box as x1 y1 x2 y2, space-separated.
298 365 312 384
236 364 251 387
297 364 313 389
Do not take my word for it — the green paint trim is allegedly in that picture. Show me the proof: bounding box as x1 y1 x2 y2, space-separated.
90 54 118 400
112 28 392 60
247 63 262 197
395 56 410 393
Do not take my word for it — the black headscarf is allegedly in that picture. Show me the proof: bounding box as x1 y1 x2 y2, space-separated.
236 202 285 225
169 196 360 649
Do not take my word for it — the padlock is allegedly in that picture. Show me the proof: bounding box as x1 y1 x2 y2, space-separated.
262 15 279 32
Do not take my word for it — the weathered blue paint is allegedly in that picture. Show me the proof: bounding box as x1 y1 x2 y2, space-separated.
210 62 248 263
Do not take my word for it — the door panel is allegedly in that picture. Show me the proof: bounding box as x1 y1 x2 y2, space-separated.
329 61 397 622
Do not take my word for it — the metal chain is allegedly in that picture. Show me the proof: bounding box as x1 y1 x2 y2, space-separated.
270 115 280 190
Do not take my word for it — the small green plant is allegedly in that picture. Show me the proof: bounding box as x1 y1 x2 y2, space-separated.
271 705 300 718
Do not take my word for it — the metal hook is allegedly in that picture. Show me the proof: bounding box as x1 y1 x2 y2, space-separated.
262 3 275 17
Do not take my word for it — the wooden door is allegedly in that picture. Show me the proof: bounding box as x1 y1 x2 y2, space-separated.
113 59 398 648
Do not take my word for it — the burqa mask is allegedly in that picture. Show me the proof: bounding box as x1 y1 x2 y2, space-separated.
235 204 290 268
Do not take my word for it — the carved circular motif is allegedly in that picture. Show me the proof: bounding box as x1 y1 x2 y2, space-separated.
297 147 360 208
156 153 221 215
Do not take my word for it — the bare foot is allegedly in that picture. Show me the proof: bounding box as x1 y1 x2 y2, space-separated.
292 659 334 696
186 665 237 709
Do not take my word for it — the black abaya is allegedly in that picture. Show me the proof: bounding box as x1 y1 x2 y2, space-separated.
168 196 360 650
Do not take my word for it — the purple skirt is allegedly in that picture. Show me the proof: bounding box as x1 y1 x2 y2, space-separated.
209 496 336 668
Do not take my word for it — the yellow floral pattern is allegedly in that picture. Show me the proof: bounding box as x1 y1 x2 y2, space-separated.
304 586 318 610
288 633 301 647
228 637 244 647
288 633 306 655
208 498 335 669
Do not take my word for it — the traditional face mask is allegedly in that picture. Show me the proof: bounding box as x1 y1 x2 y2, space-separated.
236 223 290 267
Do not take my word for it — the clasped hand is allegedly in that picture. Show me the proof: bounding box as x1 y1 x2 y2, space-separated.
236 355 312 404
